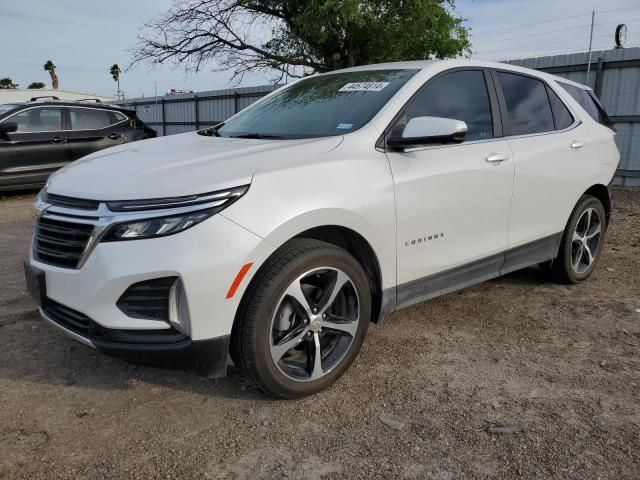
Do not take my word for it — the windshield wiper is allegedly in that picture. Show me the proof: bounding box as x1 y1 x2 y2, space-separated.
197 122 224 137
228 133 286 140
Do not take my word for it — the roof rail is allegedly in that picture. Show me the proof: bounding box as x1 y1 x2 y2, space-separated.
30 96 60 102
75 98 103 103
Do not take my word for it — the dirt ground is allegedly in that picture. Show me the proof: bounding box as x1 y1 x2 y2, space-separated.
0 190 638 480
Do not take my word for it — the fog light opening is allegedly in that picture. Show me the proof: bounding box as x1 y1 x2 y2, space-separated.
168 279 191 337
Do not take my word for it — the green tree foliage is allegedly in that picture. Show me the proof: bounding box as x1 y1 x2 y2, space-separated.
0 78 18 89
28 82 46 89
132 0 469 81
110 64 122 91
44 60 59 89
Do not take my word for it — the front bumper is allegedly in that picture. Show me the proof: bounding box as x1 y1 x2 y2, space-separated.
25 212 275 377
39 298 230 378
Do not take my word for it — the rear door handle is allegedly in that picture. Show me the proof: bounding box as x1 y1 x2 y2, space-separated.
108 133 122 140
571 140 585 149
50 136 66 144
485 153 510 164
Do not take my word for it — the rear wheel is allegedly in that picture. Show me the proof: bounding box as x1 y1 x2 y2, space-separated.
232 239 371 398
551 195 607 284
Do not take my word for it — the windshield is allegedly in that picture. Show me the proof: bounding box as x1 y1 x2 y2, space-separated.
216 69 418 139
0 104 20 116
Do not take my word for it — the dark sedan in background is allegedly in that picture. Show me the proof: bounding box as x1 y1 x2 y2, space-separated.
0 99 156 191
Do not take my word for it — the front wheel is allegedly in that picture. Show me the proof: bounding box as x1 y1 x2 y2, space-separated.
551 195 607 284
231 239 371 398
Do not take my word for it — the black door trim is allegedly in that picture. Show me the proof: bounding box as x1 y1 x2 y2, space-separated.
393 233 562 311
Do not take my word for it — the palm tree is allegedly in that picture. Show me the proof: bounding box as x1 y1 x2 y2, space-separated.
43 60 59 89
110 64 122 95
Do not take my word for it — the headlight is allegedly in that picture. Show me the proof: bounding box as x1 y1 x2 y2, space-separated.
101 185 248 242
102 209 217 241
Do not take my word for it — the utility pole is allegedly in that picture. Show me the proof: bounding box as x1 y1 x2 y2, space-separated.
586 10 595 86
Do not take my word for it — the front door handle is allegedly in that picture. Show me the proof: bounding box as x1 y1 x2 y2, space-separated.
108 133 122 140
50 136 66 144
485 153 510 164
571 140 585 149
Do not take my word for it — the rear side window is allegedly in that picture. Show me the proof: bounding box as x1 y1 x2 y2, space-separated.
560 83 613 128
546 87 574 130
402 70 494 141
11 108 62 132
497 72 554 136
69 108 112 130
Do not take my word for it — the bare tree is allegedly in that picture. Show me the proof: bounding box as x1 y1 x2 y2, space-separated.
131 0 470 83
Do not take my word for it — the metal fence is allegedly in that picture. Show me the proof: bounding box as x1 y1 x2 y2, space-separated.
115 85 278 136
508 47 640 186
117 47 640 186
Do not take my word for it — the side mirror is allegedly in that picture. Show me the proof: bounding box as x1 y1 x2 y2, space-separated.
387 116 467 150
0 122 18 136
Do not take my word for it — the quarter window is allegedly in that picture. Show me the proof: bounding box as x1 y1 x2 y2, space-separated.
69 108 112 130
546 87 574 130
11 108 62 132
498 72 555 136
401 70 494 141
560 83 613 128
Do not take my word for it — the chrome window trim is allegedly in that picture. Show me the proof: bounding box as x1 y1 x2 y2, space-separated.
0 105 130 134
398 119 581 153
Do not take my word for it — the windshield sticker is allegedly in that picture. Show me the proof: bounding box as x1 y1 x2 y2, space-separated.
339 82 389 92
336 123 354 130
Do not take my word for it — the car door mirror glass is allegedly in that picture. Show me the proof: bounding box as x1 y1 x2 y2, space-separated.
387 116 467 149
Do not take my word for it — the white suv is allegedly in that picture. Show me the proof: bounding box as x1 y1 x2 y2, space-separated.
25 60 619 398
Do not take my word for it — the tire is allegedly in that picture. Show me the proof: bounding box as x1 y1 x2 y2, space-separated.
551 195 607 284
231 238 371 398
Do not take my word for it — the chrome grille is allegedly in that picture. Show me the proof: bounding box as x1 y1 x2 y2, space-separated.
34 217 94 268
45 192 100 211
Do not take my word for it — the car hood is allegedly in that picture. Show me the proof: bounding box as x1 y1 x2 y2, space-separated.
47 132 343 200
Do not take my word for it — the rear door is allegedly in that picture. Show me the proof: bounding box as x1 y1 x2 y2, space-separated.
66 107 129 160
493 70 600 269
0 106 69 187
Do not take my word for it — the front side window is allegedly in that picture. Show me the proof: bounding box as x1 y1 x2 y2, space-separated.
399 70 494 142
498 72 554 136
216 69 418 139
10 108 62 133
69 108 112 130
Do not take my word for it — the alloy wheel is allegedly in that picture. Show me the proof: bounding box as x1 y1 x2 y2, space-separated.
269 267 360 382
571 207 602 274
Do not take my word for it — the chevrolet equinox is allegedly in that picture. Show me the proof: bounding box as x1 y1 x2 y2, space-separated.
24 60 619 398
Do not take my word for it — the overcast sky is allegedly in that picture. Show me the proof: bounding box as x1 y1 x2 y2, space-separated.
1 0 639 98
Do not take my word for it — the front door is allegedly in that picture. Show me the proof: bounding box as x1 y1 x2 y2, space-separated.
0 106 69 188
385 69 514 308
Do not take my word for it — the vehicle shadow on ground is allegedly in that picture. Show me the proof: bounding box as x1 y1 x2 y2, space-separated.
0 311 271 403
1 266 551 402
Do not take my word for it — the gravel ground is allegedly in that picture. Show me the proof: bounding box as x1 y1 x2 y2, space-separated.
0 190 639 480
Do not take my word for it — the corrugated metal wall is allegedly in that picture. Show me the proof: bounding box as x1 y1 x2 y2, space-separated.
508 47 640 186
117 48 639 185
115 85 278 137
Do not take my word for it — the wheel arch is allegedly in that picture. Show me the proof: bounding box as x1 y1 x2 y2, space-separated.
583 183 611 222
292 225 387 324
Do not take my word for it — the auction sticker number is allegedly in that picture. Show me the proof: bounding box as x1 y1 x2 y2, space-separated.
339 82 389 92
